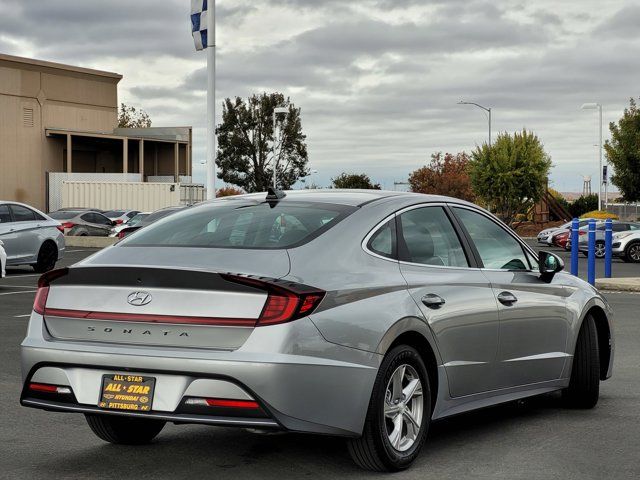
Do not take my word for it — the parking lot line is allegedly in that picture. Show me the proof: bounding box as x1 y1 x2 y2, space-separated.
3 274 40 279
0 290 37 296
1 285 38 289
14 314 31 318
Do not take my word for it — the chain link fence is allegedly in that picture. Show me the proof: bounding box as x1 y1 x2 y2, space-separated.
606 203 640 221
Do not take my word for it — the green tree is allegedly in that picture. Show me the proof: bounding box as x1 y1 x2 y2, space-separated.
469 129 552 224
117 103 152 128
569 194 598 218
605 97 640 201
331 173 381 189
216 92 308 192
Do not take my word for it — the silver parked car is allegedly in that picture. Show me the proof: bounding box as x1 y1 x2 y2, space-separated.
0 201 65 272
20 190 613 471
103 209 141 225
577 221 640 258
611 229 640 262
0 240 6 278
49 210 116 236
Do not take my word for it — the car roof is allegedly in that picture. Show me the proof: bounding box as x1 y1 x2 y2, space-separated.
205 189 472 208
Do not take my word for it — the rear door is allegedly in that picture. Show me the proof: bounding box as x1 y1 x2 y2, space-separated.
7 204 40 262
450 206 570 389
0 204 20 261
397 205 500 398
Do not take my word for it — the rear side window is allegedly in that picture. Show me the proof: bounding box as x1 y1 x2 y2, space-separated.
367 220 396 259
123 201 355 249
398 207 468 267
0 205 11 223
50 211 80 220
9 205 36 222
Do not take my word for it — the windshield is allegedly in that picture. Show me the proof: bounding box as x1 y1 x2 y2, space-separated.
49 211 81 219
126 213 149 226
123 201 355 249
103 210 125 217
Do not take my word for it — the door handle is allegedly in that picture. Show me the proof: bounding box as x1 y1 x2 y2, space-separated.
422 294 445 309
497 291 518 305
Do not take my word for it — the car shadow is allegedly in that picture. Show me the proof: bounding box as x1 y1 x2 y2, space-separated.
28 393 572 479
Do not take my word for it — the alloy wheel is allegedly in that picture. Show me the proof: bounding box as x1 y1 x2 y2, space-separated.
595 242 605 258
384 364 423 452
630 245 640 262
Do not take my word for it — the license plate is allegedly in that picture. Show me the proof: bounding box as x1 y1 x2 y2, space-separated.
98 374 155 412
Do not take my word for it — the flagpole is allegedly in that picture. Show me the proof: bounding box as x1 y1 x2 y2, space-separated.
206 0 216 199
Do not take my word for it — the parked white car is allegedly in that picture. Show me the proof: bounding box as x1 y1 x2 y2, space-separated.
537 221 572 244
0 201 65 272
109 212 150 237
611 230 640 263
0 240 6 278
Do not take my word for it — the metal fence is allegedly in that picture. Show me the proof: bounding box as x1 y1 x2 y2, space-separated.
606 203 640 221
180 184 206 205
48 172 142 212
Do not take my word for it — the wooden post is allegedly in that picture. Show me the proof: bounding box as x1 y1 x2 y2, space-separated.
123 138 128 173
66 134 72 172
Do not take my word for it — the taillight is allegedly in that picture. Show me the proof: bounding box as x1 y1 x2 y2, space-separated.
28 383 72 395
33 268 69 315
117 230 126 239
61 222 75 230
115 219 123 224
579 231 587 236
221 274 325 326
184 398 260 409
56 225 64 233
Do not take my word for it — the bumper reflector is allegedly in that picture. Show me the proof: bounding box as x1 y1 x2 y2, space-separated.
185 397 260 409
29 383 72 395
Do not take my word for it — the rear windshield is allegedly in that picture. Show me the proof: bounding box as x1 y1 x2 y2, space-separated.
122 201 355 249
103 210 125 217
49 211 81 219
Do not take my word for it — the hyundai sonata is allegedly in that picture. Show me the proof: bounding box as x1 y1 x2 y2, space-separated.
20 190 613 471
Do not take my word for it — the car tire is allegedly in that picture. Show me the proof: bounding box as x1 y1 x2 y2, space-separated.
594 241 605 258
624 242 640 263
347 345 431 472
32 242 58 273
563 314 600 409
85 414 165 445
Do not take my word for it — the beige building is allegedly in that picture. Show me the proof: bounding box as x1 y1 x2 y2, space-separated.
0 53 192 211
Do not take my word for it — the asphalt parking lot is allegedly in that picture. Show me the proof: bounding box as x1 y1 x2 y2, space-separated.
1 248 639 479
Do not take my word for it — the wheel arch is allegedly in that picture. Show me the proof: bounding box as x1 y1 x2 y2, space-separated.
585 305 612 380
378 321 441 413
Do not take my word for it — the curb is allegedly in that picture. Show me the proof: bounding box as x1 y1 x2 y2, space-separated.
595 278 640 293
64 236 117 248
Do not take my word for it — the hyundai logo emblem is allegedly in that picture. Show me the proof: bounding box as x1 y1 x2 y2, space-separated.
127 291 152 306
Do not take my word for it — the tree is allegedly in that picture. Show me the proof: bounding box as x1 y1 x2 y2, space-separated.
117 103 152 128
216 186 244 197
408 152 474 201
331 173 381 189
216 92 308 192
605 97 640 201
469 129 552 224
569 194 598 218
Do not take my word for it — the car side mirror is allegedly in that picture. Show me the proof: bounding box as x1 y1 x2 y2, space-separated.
538 251 564 281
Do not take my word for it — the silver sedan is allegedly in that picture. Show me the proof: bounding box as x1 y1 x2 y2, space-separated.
0 201 65 273
20 190 613 471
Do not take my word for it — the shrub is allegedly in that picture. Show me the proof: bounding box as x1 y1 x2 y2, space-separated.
216 186 245 197
569 194 598 218
580 210 619 220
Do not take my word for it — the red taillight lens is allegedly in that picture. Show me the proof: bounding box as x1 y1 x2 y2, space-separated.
117 231 126 239
579 231 587 236
115 219 123 224
56 225 64 233
205 398 260 409
221 274 325 327
61 222 75 230
28 383 72 394
33 268 69 315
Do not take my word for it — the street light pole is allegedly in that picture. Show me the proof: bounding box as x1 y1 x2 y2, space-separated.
272 107 288 189
458 101 492 148
581 103 603 210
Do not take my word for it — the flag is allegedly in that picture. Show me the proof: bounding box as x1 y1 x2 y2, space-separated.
191 0 208 51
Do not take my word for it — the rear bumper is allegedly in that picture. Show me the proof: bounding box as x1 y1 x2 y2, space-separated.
21 314 381 437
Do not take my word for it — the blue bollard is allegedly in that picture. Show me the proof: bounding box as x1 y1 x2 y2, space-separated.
570 218 579 276
587 220 596 286
605 218 613 278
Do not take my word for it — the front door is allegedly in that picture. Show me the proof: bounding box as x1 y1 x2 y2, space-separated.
397 205 500 398
451 206 570 389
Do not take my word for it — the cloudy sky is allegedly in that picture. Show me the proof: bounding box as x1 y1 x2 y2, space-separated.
0 0 637 192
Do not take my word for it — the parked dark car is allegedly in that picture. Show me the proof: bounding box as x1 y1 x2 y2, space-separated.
115 206 186 239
